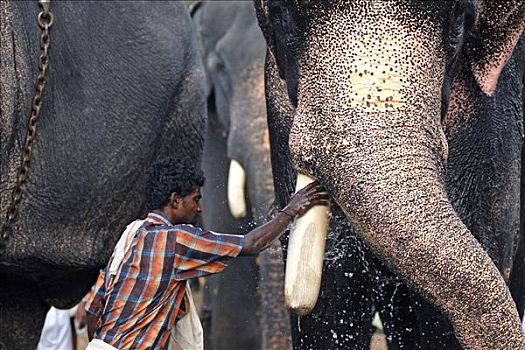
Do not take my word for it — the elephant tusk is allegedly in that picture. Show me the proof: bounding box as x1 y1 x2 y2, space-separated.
372 312 383 332
285 173 331 316
227 159 247 219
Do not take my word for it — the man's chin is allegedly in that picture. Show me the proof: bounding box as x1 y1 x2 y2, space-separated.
192 214 203 226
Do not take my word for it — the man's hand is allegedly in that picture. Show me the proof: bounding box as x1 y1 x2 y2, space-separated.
282 181 330 218
240 181 329 255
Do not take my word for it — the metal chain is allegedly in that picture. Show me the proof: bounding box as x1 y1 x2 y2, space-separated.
0 0 54 253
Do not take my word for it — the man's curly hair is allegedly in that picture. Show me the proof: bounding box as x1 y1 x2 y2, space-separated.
146 157 205 211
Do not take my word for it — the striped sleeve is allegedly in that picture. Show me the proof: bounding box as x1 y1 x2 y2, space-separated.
85 269 106 318
173 225 244 280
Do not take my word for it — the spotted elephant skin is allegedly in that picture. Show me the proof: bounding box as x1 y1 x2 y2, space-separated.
192 2 291 349
255 1 525 349
0 1 206 349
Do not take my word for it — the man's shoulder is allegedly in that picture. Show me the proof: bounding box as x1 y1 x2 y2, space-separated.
171 224 202 235
143 222 202 235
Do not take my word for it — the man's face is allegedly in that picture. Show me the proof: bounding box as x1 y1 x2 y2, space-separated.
180 187 203 224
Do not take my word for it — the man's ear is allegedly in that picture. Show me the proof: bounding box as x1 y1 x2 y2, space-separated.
170 193 181 208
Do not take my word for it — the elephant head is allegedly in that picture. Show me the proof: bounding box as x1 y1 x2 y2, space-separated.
255 1 525 349
193 1 273 223
192 2 292 349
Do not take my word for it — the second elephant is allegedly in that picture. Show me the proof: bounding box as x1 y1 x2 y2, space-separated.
255 1 525 349
192 2 291 349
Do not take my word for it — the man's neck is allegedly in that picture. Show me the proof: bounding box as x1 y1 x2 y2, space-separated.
153 209 176 225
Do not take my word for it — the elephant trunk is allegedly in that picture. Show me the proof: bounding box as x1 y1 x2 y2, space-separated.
290 110 525 348
346 145 522 350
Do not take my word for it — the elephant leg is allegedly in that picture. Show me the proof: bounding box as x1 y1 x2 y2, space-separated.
410 293 462 350
259 242 292 350
288 212 375 350
510 147 525 319
208 257 261 350
37 270 97 309
0 274 48 350
509 71 525 320
373 263 422 350
200 279 214 350
511 207 525 319
373 255 462 350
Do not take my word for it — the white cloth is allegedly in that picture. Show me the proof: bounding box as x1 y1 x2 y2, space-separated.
108 220 145 281
85 339 118 350
36 307 73 350
169 284 204 350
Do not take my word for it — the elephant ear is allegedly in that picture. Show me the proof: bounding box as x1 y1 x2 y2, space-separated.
254 0 301 106
465 0 525 96
255 1 299 196
254 1 276 64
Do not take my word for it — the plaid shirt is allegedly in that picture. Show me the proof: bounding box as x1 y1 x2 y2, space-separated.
85 212 244 349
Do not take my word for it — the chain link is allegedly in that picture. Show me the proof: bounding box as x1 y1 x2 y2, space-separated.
0 0 54 253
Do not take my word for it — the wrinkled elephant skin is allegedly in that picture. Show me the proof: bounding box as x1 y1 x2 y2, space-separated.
256 1 525 349
1 1 206 349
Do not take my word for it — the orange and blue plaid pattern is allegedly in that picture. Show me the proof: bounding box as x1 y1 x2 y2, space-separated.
85 212 243 349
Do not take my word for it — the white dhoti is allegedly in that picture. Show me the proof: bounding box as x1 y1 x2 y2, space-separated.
168 284 204 350
85 339 118 350
36 307 73 350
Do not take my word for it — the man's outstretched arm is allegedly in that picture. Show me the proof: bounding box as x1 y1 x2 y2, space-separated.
240 181 329 255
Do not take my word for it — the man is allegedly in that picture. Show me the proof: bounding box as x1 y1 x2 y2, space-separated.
85 157 328 349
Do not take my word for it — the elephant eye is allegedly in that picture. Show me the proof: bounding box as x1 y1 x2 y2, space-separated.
208 52 225 71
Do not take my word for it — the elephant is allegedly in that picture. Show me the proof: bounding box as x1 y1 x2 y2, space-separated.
255 1 525 350
192 2 291 349
0 1 206 349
